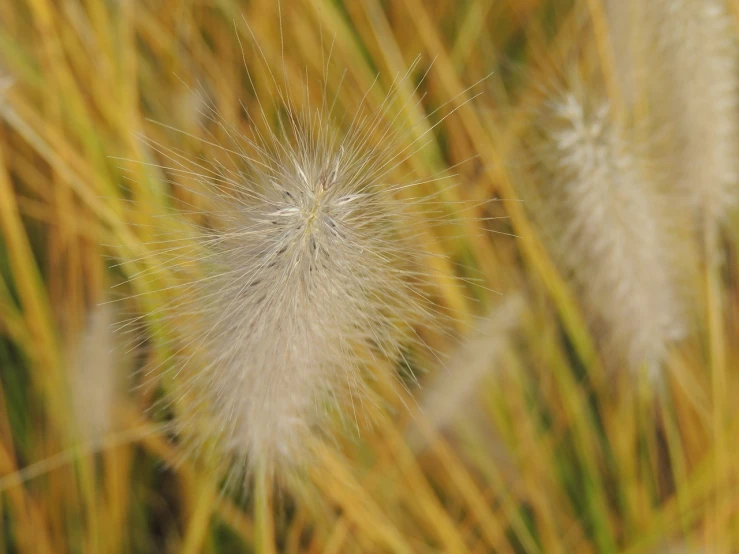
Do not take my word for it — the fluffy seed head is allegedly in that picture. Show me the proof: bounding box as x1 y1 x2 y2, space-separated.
68 304 119 442
123 67 450 479
536 91 685 375
407 294 523 452
186 126 427 470
650 0 739 223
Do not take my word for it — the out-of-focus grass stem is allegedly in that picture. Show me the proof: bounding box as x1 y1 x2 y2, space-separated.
181 482 217 554
705 220 728 549
255 465 276 554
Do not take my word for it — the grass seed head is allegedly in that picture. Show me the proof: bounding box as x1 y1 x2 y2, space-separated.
534 89 686 376
68 304 119 443
120 64 456 480
650 0 739 223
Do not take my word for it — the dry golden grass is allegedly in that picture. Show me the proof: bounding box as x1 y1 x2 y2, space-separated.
0 0 738 552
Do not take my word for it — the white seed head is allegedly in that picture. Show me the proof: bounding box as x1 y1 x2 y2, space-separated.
68 304 120 442
650 0 739 223
407 293 523 452
122 72 455 478
539 92 685 375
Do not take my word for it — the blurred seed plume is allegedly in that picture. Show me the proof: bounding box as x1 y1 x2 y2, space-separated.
407 293 523 452
532 84 685 375
650 0 739 225
68 303 120 443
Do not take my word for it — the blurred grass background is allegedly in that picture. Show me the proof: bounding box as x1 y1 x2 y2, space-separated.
0 0 738 552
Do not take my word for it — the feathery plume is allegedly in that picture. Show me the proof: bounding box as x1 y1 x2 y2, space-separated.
118 60 464 479
68 304 120 443
406 293 523 452
604 0 644 107
534 90 684 375
650 0 739 223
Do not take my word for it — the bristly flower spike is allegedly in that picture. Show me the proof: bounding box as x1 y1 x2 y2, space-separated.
537 90 685 377
115 47 487 483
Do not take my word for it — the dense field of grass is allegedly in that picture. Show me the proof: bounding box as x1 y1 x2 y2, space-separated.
0 0 738 552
